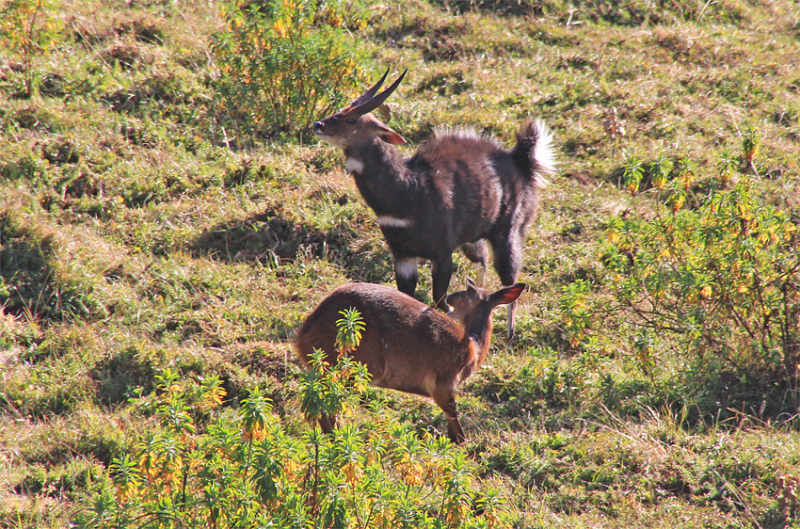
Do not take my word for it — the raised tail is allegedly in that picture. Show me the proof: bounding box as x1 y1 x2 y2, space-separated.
511 120 556 185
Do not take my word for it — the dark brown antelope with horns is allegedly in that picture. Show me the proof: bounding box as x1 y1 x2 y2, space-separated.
313 70 555 340
295 279 524 443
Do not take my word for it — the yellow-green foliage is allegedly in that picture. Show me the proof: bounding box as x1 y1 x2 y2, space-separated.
604 179 800 387
212 0 370 140
0 0 64 97
79 362 510 529
335 307 366 354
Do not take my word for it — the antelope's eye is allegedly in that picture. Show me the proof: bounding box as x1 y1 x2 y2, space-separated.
347 118 357 125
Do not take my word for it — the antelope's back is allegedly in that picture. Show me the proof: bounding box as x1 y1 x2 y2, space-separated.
295 283 465 367
406 131 512 240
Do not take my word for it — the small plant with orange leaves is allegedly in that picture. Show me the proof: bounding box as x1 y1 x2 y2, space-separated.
742 126 760 175
335 307 366 356
716 147 738 186
622 154 645 195
649 152 673 190
675 156 696 190
299 307 370 429
665 180 687 213
559 279 593 351
299 348 371 432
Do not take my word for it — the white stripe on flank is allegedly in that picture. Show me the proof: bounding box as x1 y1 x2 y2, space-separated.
345 157 364 173
377 216 413 229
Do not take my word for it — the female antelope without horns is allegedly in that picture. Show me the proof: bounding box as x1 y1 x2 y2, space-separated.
313 69 555 340
295 279 524 443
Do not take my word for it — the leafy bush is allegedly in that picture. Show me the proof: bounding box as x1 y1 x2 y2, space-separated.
212 0 370 141
0 0 64 98
81 345 510 528
603 180 799 405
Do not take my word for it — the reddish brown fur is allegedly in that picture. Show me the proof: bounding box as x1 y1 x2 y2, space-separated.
295 281 523 443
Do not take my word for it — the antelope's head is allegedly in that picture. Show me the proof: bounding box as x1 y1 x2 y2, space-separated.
445 278 525 331
313 70 407 150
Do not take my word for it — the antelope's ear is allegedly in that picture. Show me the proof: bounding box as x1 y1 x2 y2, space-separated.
375 122 406 145
491 283 525 306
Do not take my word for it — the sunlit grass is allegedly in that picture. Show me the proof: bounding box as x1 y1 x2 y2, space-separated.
1 0 799 526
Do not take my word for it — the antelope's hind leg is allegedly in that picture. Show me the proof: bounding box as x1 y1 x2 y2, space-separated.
489 230 524 341
461 240 489 287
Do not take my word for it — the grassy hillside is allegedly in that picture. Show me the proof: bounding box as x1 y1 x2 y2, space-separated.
1 0 799 527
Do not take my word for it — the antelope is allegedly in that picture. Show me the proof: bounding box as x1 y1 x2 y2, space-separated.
312 69 555 340
294 279 524 443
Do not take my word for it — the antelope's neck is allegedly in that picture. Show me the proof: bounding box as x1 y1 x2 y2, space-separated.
466 318 494 370
344 141 413 216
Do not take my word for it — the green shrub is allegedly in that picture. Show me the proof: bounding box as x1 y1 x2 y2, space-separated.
79 360 511 528
559 279 592 350
603 179 800 411
212 0 370 141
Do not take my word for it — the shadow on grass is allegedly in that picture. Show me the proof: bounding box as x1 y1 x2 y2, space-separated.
677 368 800 428
91 346 156 407
1 211 101 323
189 207 393 284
